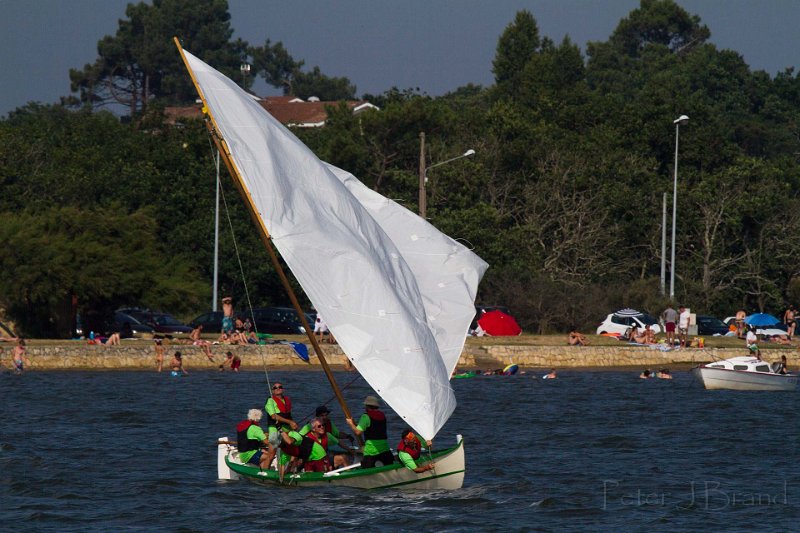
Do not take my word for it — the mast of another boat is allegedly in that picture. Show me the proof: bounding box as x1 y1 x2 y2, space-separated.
173 37 360 433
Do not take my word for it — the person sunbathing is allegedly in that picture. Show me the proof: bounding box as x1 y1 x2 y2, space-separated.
642 324 656 344
768 334 793 345
567 330 588 346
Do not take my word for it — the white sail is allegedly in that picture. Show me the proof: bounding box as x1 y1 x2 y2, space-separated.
324 164 488 376
180 49 484 439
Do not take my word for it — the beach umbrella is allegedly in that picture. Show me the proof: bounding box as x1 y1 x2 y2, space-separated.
477 310 522 336
744 313 781 327
614 308 643 317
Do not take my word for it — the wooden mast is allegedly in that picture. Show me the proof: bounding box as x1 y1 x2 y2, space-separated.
173 38 360 430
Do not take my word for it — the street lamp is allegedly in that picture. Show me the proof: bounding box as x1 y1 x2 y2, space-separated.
669 114 689 300
240 63 251 88
418 132 475 218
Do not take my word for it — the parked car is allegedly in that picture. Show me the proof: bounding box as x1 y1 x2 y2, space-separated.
109 311 155 337
189 311 224 333
117 308 193 335
189 307 314 335
596 309 662 336
696 315 730 336
251 307 314 334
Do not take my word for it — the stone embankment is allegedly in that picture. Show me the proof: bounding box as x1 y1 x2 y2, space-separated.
480 345 797 369
12 342 797 371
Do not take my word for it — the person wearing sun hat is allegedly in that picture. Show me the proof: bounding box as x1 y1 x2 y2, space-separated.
346 395 394 468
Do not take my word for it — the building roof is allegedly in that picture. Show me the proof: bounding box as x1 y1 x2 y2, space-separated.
164 96 378 128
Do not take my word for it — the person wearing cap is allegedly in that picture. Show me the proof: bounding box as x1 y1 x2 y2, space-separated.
345 395 394 468
300 406 355 468
236 409 271 469
396 428 435 473
263 381 298 472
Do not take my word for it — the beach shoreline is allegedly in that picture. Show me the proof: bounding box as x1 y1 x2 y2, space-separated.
6 336 795 371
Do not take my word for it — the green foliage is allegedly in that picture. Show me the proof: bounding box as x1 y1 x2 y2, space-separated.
0 206 205 337
249 41 356 100
69 0 244 116
493 10 541 92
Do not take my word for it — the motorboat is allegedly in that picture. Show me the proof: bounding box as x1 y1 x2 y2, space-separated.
692 356 798 391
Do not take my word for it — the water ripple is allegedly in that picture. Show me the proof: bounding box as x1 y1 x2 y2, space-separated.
0 370 797 531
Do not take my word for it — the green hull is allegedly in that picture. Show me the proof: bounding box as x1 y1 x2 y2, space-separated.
220 436 465 490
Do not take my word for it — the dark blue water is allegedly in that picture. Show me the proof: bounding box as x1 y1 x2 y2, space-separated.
2 369 798 531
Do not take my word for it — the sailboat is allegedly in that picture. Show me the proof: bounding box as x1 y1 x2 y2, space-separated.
173 40 487 489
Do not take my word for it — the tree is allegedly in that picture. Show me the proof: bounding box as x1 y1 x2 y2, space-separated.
249 39 303 93
69 0 246 116
292 67 356 101
0 206 206 337
492 10 541 93
250 41 356 100
608 0 710 57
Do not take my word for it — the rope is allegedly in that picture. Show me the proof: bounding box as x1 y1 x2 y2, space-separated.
207 139 272 392
295 372 363 425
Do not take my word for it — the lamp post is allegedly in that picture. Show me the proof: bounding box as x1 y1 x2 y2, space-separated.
669 114 689 300
418 132 475 218
660 192 666 296
212 149 220 311
240 63 250 89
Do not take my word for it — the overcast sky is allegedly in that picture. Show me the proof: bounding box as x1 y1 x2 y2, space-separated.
2 0 799 117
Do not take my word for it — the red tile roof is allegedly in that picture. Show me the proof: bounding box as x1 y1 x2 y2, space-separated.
164 97 378 128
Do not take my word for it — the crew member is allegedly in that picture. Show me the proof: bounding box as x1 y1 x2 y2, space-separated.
281 417 340 472
263 382 298 471
346 395 394 468
236 409 271 469
299 405 355 468
397 428 435 473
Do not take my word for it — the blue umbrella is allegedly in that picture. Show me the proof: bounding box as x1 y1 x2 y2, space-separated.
744 313 781 326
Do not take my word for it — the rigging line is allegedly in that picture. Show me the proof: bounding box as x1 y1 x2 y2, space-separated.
218 171 272 389
206 137 271 390
295 372 364 425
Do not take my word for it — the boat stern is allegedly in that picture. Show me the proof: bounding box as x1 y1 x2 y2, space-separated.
217 437 239 480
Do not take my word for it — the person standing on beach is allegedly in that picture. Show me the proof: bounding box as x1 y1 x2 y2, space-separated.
314 311 328 343
662 305 678 346
678 306 690 348
746 325 761 360
735 309 747 339
784 305 796 338
154 338 165 372
221 296 234 335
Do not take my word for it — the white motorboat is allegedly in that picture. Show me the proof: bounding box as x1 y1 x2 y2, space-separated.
692 356 798 391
